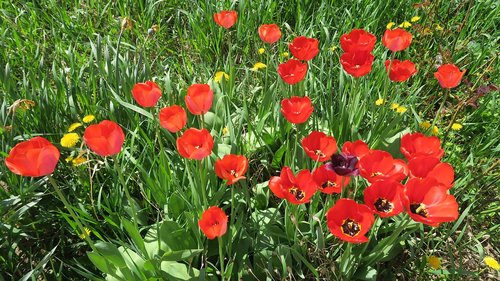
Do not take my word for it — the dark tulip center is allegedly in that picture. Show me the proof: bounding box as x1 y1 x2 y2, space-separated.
374 198 394 213
341 218 361 237
315 149 326 158
410 203 429 218
289 187 305 201
321 181 336 189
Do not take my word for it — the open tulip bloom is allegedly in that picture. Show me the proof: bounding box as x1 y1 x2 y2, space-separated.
215 154 249 185
269 167 318 204
301 131 338 162
326 199 375 243
312 164 349 194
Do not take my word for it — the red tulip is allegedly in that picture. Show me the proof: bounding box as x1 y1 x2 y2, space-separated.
258 24 281 44
176 128 213 160
215 154 248 185
280 96 314 124
400 132 444 160
213 10 237 29
312 164 349 194
385 60 417 82
403 178 458 227
358 150 408 183
289 36 319 61
185 84 214 115
326 198 375 243
84 120 125 157
341 140 370 160
159 105 187 133
198 206 228 239
5 137 60 177
382 28 412 52
340 51 375 78
277 59 308 85
268 166 318 204
434 64 466 89
340 29 376 53
363 180 404 217
408 156 454 188
301 131 338 162
131 81 162 107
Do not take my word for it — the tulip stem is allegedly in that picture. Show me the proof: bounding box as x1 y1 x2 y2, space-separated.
432 89 450 132
227 185 235 257
218 236 225 281
199 159 208 208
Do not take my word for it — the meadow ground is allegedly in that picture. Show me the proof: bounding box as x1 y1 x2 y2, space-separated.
0 0 499 280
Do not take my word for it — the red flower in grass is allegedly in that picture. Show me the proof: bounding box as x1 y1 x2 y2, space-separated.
341 140 370 160
326 199 375 243
340 51 375 78
84 120 125 157
382 28 412 52
213 10 238 29
198 206 228 239
301 131 338 162
277 59 308 85
358 150 408 183
403 178 459 227
5 137 60 177
258 24 281 44
385 60 417 82
364 180 404 218
131 81 162 107
159 105 187 133
400 132 444 160
289 36 319 61
281 96 314 124
313 164 350 194
340 29 376 53
269 167 318 204
408 156 454 188
185 84 214 115
215 154 248 185
176 128 213 160
434 64 466 89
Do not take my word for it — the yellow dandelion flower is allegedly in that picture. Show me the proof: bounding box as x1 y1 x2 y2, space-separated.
222 127 229 136
258 48 265 54
427 255 441 270
60 133 80 148
65 156 74 163
214 71 230 83
72 156 87 166
423 27 433 35
420 121 432 129
68 122 82 132
399 21 412 28
79 227 91 239
435 24 443 31
251 62 267 71
432 126 439 136
329 46 337 52
386 22 396 29
411 16 421 22
282 52 289 58
396 106 408 114
484 256 500 270
82 115 95 123
375 98 385 106
390 103 399 110
451 123 463 131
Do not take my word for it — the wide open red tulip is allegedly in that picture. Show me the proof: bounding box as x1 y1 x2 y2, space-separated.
382 28 412 52
340 51 375 78
326 198 374 243
84 120 125 157
364 180 404 218
159 105 187 133
277 59 308 85
340 29 376 53
281 96 314 124
434 64 466 89
312 164 349 194
408 156 454 188
215 154 248 185
131 80 162 107
185 84 214 115
400 132 444 160
213 10 237 29
358 150 408 183
258 24 281 44
341 140 370 160
5 137 60 177
289 36 319 61
385 59 417 82
301 131 338 162
268 166 318 204
176 128 213 160
198 206 228 239
403 178 458 227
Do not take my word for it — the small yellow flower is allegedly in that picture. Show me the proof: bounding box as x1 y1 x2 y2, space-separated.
258 48 265 54
423 27 433 35
72 156 87 166
282 52 289 58
484 256 500 270
411 16 421 22
386 22 396 29
435 24 443 31
396 106 407 114
451 123 463 131
390 103 399 110
79 227 91 239
432 126 439 136
65 156 74 163
82 115 95 123
214 71 230 83
399 21 412 28
151 24 159 33
329 46 337 52
427 255 441 270
68 122 83 132
375 98 385 106
251 62 267 71
222 127 229 136
420 121 431 129
60 133 80 148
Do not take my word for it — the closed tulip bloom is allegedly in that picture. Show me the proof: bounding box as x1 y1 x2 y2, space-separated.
215 154 248 185
408 156 454 188
358 150 408 183
84 120 125 157
213 10 237 29
385 60 417 82
326 199 375 243
159 105 187 133
280 96 314 124
434 64 466 88
341 140 370 160
312 164 349 194
400 132 444 160
268 166 318 204
131 81 162 107
5 137 60 177
198 206 228 239
289 36 319 61
326 153 359 176
340 29 376 53
301 131 338 162
382 28 412 52
364 180 404 217
258 24 282 44
277 59 308 85
185 84 214 115
176 128 214 160
340 51 375 78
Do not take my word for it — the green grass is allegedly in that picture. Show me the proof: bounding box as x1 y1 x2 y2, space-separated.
1 0 499 280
